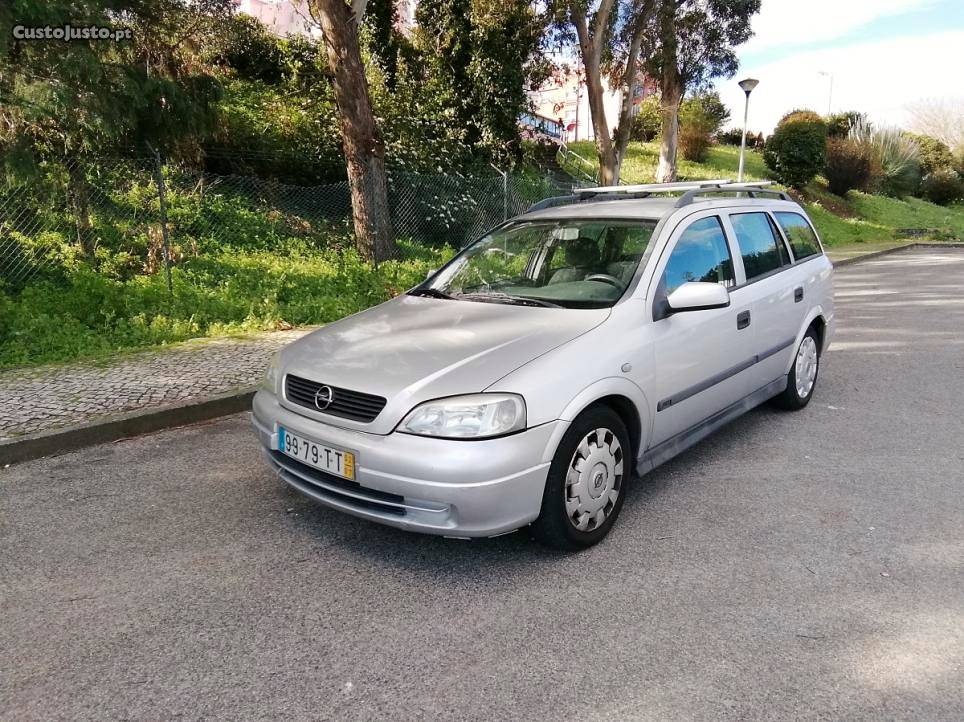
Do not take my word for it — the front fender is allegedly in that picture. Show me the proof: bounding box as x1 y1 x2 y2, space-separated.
539 376 652 466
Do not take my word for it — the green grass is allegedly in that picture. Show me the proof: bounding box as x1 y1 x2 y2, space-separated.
0 240 452 369
568 140 964 246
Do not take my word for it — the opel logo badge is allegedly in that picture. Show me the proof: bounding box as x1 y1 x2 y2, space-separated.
314 385 334 410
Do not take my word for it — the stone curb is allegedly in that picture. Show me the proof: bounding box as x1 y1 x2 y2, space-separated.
3 242 963 467
0 387 256 467
830 241 964 266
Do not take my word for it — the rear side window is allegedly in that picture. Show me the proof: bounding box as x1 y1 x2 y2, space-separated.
775 212 822 260
730 212 790 281
662 216 735 294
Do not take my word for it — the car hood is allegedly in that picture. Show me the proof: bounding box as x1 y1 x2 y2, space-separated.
280 294 610 434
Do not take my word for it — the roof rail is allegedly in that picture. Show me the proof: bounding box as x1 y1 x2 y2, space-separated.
525 179 789 213
674 181 791 207
574 179 733 197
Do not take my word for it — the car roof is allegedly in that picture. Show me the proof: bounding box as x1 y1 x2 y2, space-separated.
515 195 804 224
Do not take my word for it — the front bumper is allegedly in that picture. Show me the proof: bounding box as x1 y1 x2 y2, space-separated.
252 390 564 537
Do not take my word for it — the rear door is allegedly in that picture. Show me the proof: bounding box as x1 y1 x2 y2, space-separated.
723 210 801 390
646 212 754 448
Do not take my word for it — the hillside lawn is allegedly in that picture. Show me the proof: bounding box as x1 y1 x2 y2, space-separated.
568 140 964 246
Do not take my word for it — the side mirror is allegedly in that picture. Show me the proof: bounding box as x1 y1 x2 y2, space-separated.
666 282 730 313
425 268 437 280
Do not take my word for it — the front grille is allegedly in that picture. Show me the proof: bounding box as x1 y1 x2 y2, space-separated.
284 374 387 422
270 451 406 516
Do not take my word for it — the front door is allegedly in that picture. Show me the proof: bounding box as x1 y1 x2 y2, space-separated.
646 213 755 448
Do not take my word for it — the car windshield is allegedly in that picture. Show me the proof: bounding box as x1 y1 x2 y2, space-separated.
417 219 657 309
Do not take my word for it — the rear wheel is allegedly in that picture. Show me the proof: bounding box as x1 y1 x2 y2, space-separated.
772 327 820 410
531 406 630 550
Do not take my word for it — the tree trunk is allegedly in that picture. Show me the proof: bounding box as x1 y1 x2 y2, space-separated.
612 5 652 183
655 3 681 183
572 2 617 186
312 0 397 262
66 161 95 261
655 76 682 182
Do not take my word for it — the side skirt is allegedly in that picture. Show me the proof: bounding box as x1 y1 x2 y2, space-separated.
637 376 787 476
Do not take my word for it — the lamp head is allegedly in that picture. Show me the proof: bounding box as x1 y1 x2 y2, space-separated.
739 78 759 95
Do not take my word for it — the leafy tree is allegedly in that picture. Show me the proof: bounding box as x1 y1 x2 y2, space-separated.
646 0 760 182
362 0 404 88
681 90 729 134
549 0 656 184
412 0 547 164
207 14 289 85
1 0 228 258
630 94 662 141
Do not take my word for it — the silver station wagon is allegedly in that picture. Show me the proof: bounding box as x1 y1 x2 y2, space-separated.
253 180 834 549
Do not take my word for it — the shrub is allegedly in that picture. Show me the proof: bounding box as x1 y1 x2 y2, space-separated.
677 93 725 163
717 127 745 145
630 95 661 142
919 169 964 206
762 110 828 189
905 133 955 176
681 91 730 134
679 123 712 162
826 111 865 139
849 120 921 197
824 138 875 196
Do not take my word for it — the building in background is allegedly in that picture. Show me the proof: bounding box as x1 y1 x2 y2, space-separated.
236 0 417 37
235 0 316 37
528 70 657 143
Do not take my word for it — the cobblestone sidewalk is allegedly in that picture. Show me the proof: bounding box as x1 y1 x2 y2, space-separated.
0 329 312 441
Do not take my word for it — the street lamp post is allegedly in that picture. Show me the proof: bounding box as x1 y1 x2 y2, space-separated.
818 71 833 115
737 78 759 182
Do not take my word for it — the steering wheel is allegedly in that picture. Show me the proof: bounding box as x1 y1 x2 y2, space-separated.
584 273 624 288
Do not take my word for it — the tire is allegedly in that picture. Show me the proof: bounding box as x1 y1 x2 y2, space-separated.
771 326 821 410
531 406 630 550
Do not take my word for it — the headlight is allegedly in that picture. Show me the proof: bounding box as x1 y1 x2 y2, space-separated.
399 393 526 439
261 351 282 393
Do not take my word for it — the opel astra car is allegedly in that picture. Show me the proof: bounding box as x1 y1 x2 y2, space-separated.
252 180 834 549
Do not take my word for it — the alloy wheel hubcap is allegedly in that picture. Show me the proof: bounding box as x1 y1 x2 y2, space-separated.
795 336 818 399
565 428 624 532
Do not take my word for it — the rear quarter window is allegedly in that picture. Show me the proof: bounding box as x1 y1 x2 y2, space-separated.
774 212 822 260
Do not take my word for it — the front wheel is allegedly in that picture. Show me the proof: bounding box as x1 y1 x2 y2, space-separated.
772 327 820 410
531 406 630 550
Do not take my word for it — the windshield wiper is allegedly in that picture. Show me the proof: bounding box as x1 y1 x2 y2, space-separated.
407 287 454 300
456 292 562 308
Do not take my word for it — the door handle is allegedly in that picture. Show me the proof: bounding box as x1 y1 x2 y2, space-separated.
794 286 804 303
737 310 751 330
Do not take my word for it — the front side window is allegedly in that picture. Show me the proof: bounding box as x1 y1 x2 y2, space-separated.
420 219 657 309
662 216 735 295
730 212 791 281
774 212 822 260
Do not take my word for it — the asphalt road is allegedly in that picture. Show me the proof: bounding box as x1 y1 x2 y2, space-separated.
2 248 963 721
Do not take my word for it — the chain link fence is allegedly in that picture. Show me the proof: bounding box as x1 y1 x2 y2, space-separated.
0 154 584 289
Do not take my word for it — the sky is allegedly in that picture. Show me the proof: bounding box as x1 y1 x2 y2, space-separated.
714 0 964 134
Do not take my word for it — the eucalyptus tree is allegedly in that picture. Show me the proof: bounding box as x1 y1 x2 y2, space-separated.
553 0 655 185
552 0 758 184
646 0 760 182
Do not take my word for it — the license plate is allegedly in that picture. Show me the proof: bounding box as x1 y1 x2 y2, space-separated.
278 427 355 480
